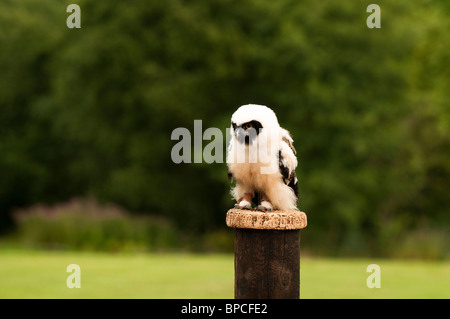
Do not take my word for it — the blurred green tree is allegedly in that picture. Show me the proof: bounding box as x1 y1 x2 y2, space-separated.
0 0 448 256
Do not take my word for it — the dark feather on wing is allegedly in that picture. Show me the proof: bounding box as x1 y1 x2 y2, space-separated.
278 150 298 204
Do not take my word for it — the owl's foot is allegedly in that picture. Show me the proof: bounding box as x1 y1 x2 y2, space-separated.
236 193 253 210
256 200 273 211
235 200 252 210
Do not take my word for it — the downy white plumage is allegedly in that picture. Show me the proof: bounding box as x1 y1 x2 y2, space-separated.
227 104 298 211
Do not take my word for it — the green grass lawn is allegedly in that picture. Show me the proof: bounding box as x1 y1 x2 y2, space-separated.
0 249 449 298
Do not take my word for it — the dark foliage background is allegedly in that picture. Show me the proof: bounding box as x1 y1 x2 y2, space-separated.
1 0 449 257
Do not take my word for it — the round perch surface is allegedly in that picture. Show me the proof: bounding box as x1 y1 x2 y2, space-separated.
226 209 307 230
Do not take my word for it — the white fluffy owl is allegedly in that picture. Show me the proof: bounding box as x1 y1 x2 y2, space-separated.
226 104 298 211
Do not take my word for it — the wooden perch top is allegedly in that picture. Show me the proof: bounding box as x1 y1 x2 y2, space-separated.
226 208 307 230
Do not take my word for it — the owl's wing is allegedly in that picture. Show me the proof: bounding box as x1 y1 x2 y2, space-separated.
281 128 296 155
226 137 234 183
227 167 233 183
279 129 298 200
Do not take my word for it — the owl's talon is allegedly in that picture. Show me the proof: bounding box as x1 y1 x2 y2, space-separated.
236 200 252 210
256 200 273 211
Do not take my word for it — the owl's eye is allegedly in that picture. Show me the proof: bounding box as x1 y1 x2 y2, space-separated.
245 123 253 129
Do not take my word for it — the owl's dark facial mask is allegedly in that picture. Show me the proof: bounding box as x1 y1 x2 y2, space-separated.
232 121 263 145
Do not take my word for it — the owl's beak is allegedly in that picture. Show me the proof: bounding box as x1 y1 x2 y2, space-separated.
235 127 257 145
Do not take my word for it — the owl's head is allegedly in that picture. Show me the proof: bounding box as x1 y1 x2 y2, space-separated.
230 104 280 145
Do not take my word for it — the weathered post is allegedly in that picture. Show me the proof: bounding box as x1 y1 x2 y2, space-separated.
226 209 307 299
